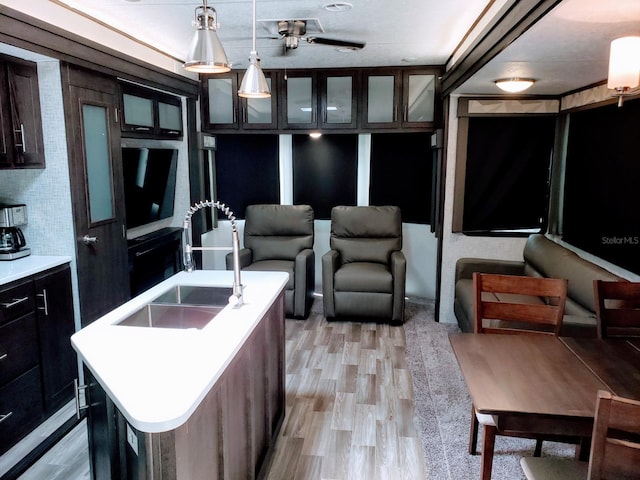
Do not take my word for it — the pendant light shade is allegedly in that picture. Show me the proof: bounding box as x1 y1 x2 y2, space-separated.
184 2 231 73
607 36 640 107
239 53 270 98
238 0 271 98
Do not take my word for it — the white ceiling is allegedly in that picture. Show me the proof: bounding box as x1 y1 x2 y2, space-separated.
46 0 640 96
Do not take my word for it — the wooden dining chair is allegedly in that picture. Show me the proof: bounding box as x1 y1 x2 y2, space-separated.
594 280 640 339
520 389 640 479
470 273 570 480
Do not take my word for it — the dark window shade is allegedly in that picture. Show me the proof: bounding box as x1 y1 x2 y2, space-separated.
292 134 357 219
215 134 279 219
370 132 432 224
563 99 640 275
463 116 555 233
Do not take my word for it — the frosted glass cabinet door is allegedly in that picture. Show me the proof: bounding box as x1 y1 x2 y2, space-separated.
244 77 277 129
322 75 356 128
365 74 398 126
122 93 154 132
82 104 114 223
158 101 182 134
404 73 436 124
207 76 237 127
285 76 315 127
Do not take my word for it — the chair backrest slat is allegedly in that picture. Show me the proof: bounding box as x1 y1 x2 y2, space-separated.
594 280 640 339
473 273 567 336
588 390 640 479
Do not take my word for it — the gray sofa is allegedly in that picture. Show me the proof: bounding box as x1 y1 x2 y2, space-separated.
453 234 622 337
226 204 315 319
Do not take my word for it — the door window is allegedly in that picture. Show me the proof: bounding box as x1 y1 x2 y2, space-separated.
82 104 114 223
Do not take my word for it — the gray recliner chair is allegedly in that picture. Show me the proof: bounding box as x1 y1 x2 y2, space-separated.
226 204 315 319
322 205 406 324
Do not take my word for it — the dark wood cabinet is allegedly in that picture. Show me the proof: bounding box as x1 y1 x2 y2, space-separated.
281 71 317 129
318 70 359 130
201 72 240 130
201 66 441 134
202 71 279 131
0 263 75 455
0 55 45 169
34 265 77 414
120 82 183 139
127 227 182 297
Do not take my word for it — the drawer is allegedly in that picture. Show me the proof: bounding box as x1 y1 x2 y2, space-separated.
0 312 39 386
0 366 45 455
0 280 35 326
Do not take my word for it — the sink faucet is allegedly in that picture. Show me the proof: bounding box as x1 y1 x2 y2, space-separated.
182 200 243 307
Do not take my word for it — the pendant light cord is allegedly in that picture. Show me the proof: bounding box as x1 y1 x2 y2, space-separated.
252 0 257 53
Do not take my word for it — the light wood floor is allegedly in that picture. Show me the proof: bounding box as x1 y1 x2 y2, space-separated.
265 312 427 480
15 311 427 480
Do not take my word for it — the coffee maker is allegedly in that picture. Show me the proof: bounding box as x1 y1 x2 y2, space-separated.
0 204 31 260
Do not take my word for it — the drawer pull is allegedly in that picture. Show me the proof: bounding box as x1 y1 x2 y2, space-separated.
74 378 89 420
1 296 29 309
37 289 49 316
0 412 13 424
0 353 7 361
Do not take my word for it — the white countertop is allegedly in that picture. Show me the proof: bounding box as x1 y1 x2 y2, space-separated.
0 255 72 286
71 270 288 434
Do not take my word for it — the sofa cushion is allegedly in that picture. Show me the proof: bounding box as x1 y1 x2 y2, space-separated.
524 234 622 313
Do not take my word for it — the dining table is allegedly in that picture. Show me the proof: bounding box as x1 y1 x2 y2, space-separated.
449 333 640 440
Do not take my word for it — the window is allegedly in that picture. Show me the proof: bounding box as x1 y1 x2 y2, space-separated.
563 99 640 275
460 116 555 234
292 134 357 219
214 134 279 219
370 132 432 224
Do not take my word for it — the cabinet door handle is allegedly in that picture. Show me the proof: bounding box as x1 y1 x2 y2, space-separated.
0 353 7 361
37 289 49 316
1 296 29 309
74 378 89 420
0 412 13 424
14 124 26 152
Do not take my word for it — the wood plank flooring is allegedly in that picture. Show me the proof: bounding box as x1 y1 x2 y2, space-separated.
265 312 427 480
14 308 427 480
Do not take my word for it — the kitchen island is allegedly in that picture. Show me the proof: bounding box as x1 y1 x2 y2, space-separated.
71 269 288 480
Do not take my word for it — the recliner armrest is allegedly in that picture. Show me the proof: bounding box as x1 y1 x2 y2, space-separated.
225 248 253 270
455 258 525 282
321 250 341 318
391 251 407 323
293 248 315 318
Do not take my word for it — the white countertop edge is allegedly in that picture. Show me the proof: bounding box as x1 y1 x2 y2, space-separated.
72 270 288 433
0 255 72 285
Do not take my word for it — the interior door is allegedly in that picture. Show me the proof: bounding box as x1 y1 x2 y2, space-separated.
63 65 130 326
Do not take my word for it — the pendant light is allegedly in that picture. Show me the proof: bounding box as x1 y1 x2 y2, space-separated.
184 0 231 73
607 36 640 107
238 0 271 98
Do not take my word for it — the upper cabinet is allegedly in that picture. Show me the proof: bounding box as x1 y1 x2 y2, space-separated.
362 68 438 129
282 72 317 129
362 69 401 129
200 66 441 134
319 70 359 130
202 71 278 130
0 56 45 169
120 82 183 138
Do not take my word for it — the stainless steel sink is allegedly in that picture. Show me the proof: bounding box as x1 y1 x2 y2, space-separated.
151 285 233 307
115 303 224 329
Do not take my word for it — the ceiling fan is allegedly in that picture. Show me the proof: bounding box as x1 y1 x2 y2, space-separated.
263 19 366 53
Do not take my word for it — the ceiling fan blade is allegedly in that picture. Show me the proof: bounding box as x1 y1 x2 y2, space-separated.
305 37 365 49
